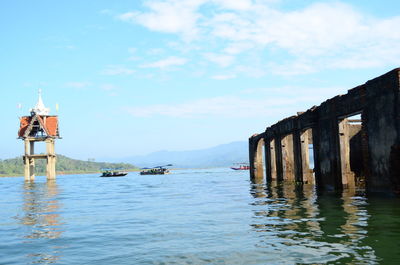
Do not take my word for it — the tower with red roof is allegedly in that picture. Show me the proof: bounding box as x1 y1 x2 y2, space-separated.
18 89 60 181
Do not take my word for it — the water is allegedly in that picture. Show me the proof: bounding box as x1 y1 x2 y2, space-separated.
1 168 400 264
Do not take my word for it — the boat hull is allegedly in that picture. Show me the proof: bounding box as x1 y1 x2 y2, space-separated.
230 167 249 170
100 172 128 177
140 171 170 175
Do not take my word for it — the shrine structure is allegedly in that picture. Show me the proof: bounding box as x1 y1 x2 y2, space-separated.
18 89 60 181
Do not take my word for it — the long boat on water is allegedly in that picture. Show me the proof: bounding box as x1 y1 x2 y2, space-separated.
140 164 172 175
230 163 250 170
100 169 128 177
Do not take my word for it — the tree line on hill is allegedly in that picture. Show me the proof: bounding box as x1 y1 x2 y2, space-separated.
0 155 137 176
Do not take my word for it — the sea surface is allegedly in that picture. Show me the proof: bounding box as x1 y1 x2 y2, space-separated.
1 168 400 265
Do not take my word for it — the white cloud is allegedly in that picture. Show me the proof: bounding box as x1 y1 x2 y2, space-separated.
212 74 236 80
140 56 187 69
204 53 235 67
212 0 253 11
118 0 207 40
118 1 400 75
101 65 135 75
65 82 91 89
223 42 254 54
124 86 342 119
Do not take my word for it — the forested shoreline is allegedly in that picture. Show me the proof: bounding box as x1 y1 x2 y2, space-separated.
0 155 137 176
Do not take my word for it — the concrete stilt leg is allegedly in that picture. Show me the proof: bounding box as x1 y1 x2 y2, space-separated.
46 139 56 180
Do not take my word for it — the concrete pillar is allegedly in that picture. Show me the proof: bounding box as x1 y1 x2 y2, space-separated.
313 116 342 191
338 119 359 188
265 138 278 182
24 139 34 181
254 138 265 181
264 139 272 182
363 69 400 193
249 138 255 180
24 157 35 181
46 138 56 180
275 136 283 181
293 130 303 183
270 139 277 180
300 129 314 184
281 134 295 181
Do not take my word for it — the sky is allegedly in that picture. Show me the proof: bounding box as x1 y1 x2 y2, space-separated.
1 0 400 161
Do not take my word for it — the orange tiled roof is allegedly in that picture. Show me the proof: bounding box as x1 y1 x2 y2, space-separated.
44 116 58 136
18 115 59 138
18 117 31 137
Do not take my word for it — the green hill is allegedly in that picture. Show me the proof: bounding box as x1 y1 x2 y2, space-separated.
0 155 137 176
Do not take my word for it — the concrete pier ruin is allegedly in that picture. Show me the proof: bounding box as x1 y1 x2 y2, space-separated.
249 68 400 194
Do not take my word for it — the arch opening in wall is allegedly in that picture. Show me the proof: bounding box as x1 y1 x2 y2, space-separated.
337 113 366 189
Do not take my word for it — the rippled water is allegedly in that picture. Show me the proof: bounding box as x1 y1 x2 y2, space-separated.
1 168 400 264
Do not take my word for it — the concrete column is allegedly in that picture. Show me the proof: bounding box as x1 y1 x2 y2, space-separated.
254 138 265 181
293 130 303 183
338 119 357 188
275 136 283 181
29 158 35 181
281 134 295 181
314 117 342 191
363 69 400 193
24 139 34 181
23 156 35 181
249 137 256 180
46 138 56 180
270 139 277 180
264 138 272 182
300 129 314 184
24 156 34 181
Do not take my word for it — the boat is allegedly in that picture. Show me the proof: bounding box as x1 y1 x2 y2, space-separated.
230 163 250 170
140 164 172 175
100 169 128 177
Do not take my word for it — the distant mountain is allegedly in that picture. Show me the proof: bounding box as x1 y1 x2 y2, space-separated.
124 141 249 168
0 155 137 176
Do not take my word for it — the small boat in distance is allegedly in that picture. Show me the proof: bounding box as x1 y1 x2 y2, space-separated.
230 163 250 170
100 169 128 177
140 164 172 175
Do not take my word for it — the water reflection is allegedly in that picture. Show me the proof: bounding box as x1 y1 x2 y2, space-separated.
249 180 380 264
20 181 64 264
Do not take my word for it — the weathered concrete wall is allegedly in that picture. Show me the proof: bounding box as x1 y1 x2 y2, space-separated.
363 69 400 192
314 101 342 191
249 68 400 195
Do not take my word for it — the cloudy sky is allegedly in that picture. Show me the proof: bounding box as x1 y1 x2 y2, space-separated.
1 0 399 160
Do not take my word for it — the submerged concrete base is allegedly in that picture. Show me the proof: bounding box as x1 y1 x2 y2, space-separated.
23 138 56 181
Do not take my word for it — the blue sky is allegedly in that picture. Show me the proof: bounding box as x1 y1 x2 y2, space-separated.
1 0 400 161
